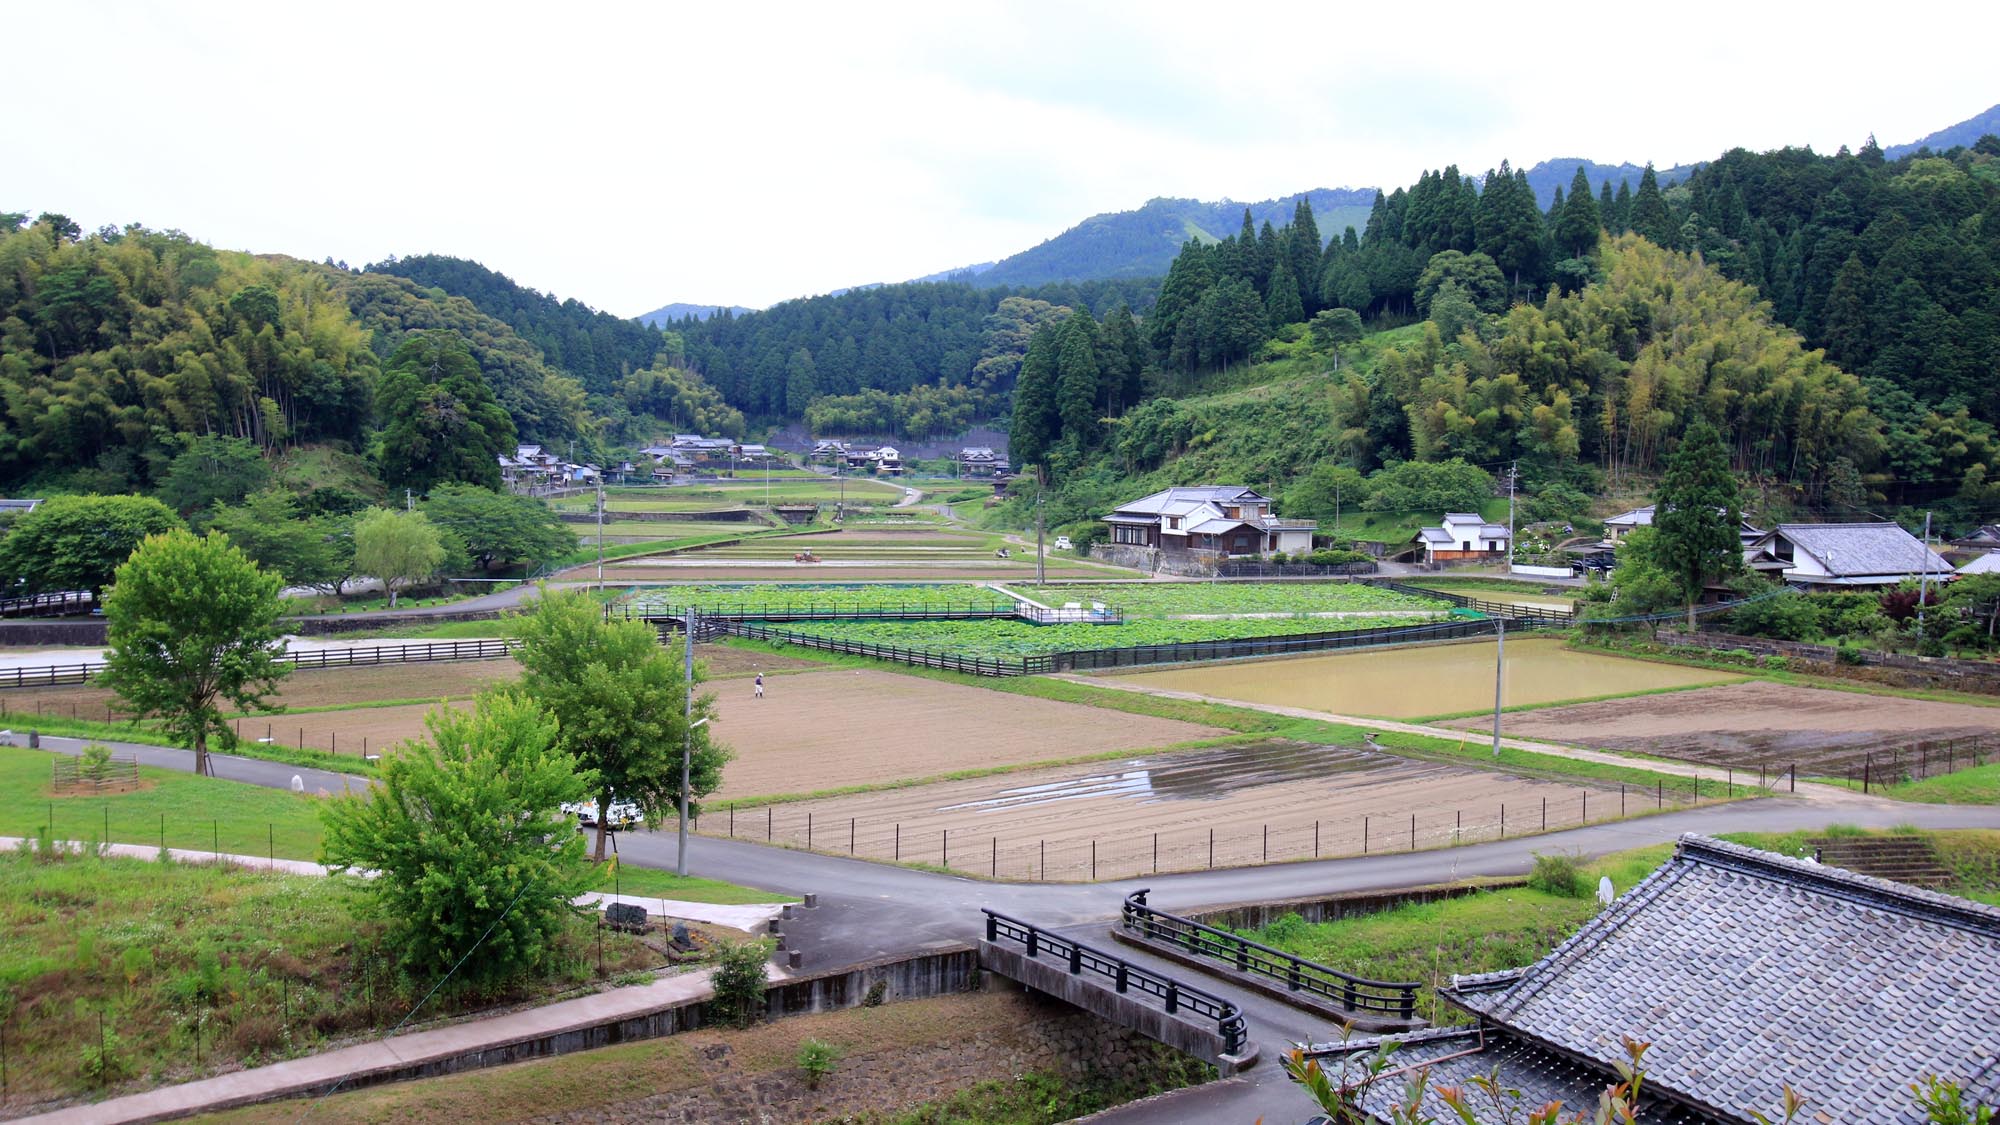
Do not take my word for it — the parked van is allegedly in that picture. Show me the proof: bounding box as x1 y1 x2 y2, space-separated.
1053 535 1073 550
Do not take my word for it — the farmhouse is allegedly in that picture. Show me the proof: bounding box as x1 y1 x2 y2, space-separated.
1101 486 1314 558
1600 505 1766 549
958 446 1007 476
1413 512 1510 564
1747 522 1952 589
1313 834 2000 1123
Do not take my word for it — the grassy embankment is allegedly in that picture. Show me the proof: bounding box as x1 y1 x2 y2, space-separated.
0 745 788 905
1245 828 2000 1028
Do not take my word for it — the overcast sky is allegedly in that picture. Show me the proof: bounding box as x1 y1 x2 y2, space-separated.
7 2 1995 316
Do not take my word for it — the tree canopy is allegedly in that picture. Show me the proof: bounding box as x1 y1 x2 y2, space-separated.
0 494 185 598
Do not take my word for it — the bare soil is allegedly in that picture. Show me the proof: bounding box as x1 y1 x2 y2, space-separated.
588 560 1111 582
702 739 1653 881
0 660 523 724
1446 681 2000 780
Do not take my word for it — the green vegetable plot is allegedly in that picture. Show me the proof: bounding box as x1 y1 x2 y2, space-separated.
1004 582 1445 617
765 614 1444 659
622 583 1007 614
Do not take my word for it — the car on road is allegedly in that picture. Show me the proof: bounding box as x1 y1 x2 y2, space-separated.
563 799 644 831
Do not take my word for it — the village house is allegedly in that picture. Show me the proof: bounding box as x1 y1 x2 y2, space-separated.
1413 512 1510 565
958 446 1007 477
1314 834 2000 1123
1746 522 1952 589
1101 486 1315 558
1600 504 1766 549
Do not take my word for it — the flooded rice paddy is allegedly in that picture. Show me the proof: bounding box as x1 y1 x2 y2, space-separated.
1109 636 1742 719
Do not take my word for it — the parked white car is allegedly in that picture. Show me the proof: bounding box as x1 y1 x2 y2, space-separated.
562 799 645 831
1053 535 1073 550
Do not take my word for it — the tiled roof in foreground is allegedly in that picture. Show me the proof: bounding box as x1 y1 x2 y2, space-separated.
1317 834 2000 1123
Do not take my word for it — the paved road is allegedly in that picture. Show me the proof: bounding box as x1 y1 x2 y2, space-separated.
33 733 2000 1124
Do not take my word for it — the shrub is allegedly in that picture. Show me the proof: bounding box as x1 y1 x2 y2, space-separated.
1528 851 1589 898
709 939 772 1027
861 979 888 1007
80 743 114 782
78 1026 130 1086
1836 644 1866 666
797 1037 840 1088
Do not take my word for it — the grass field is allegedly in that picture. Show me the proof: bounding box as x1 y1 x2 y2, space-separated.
620 583 1008 614
0 851 662 1107
1013 582 1447 617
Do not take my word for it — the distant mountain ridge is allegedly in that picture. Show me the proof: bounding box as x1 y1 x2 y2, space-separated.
965 188 1380 289
1517 158 1701 208
1885 103 2000 160
639 302 756 325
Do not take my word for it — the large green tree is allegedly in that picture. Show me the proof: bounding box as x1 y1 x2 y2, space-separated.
155 435 271 516
1554 165 1602 259
1652 419 1742 629
97 529 287 776
352 507 447 607
204 489 337 588
511 588 728 861
319 694 594 990
0 494 185 600
374 331 517 493
1008 320 1062 470
422 483 576 572
1054 312 1102 448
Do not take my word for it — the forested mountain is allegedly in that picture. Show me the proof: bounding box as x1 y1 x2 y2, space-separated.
664 277 1158 437
1519 158 1696 208
970 189 1378 288
638 302 756 326
368 255 665 396
1885 103 2000 160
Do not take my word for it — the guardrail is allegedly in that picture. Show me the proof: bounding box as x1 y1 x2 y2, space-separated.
982 908 1246 1056
0 638 520 689
1121 890 1417 1019
0 591 94 618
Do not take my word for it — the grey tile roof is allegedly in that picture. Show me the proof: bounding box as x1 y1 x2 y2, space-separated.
1443 834 2000 1122
1319 1029 1716 1124
1767 522 1951 578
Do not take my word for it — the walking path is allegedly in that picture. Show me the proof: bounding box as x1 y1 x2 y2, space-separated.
15 719 2000 1123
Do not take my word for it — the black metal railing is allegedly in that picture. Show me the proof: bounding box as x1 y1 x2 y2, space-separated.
0 590 94 618
0 638 520 690
621 602 1124 626
982 908 1246 1056
719 620 1028 676
1042 617 1504 672
1121 890 1418 1018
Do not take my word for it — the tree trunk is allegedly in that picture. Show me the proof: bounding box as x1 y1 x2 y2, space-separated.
194 729 211 778
1686 600 1697 633
593 794 610 862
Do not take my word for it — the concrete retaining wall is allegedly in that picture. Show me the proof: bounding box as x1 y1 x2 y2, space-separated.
0 618 107 646
978 941 1257 1073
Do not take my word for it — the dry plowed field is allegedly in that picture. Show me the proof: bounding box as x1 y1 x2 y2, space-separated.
1446 681 2000 780
0 660 524 724
701 739 1652 881
193 665 1225 785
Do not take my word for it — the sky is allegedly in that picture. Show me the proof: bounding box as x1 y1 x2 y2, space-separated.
6 2 1997 316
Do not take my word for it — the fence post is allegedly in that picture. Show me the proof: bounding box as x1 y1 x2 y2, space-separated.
767 807 773 840
1500 804 1505 838
1541 798 1547 831
1409 814 1415 851
1209 828 1214 869
851 817 856 854
1363 816 1369 854
942 828 949 869
1313 820 1319 858
992 836 997 877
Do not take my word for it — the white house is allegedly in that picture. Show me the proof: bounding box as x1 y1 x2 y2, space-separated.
1602 504 1765 548
1414 513 1510 565
1748 523 1953 589
1102 486 1315 558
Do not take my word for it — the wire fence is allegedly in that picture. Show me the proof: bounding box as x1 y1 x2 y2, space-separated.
697 778 1758 882
0 638 520 690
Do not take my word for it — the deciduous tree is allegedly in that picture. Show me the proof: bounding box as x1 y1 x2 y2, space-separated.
0 494 185 600
319 694 594 990
97 529 287 776
511 588 729 862
352 507 447 607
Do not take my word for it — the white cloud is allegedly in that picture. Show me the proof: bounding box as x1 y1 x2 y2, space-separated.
3 1 1994 314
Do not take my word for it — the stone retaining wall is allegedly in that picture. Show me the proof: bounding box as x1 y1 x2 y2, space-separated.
1184 878 1526 930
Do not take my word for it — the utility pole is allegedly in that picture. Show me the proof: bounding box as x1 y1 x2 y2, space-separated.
1035 467 1047 586
1491 617 1506 758
1505 460 1517 575
404 488 413 511
595 475 605 593
1918 510 1933 631
678 606 695 877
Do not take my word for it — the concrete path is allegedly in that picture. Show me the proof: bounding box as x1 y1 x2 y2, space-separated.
14 724 2000 1123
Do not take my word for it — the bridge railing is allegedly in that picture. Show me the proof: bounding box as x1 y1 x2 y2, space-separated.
1121 890 1418 1019
0 590 94 618
1376 581 1574 626
982 908 1246 1056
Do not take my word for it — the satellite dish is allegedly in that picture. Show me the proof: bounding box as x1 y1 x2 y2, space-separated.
290 774 304 793
1596 876 1615 906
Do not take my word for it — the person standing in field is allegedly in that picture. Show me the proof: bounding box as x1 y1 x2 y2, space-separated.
754 672 764 699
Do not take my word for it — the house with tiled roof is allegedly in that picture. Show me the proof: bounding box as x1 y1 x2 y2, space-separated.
1413 512 1510 565
1102 486 1315 559
1310 834 2000 1123
1748 523 1952 589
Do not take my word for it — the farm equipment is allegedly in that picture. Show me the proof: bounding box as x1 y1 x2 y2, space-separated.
794 550 822 563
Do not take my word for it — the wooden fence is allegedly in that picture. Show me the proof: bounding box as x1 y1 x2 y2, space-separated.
0 638 520 689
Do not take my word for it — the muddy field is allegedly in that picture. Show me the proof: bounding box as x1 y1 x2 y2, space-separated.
590 560 1112 582
700 739 1662 881
1448 681 2000 781
226 665 1224 789
0 660 525 724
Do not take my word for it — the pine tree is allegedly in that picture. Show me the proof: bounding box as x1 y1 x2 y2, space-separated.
1265 260 1305 327
1008 321 1062 468
1094 304 1146 416
1653 418 1742 630
1149 241 1215 353
1821 254 1874 370
1613 180 1633 233
1054 312 1101 446
1554 166 1602 258
1631 164 1672 246
1599 180 1616 229
1290 198 1323 313
1475 162 1546 292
